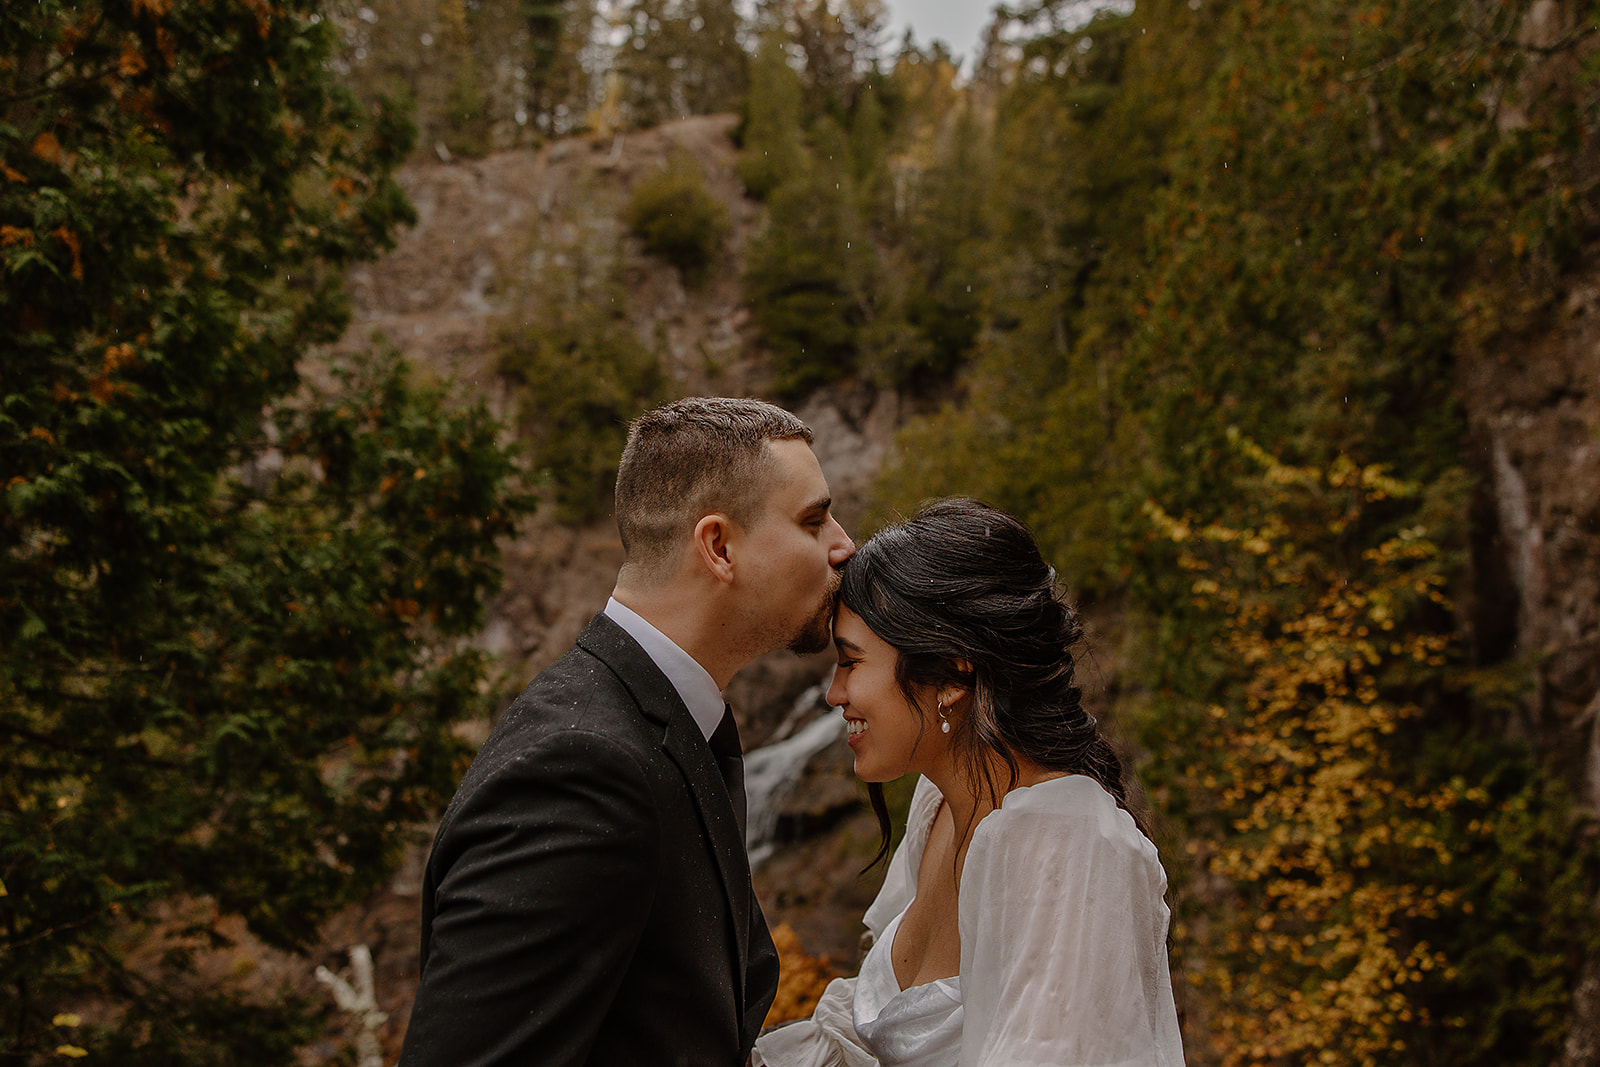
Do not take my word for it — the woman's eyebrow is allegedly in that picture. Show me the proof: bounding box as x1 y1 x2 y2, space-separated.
834 636 864 656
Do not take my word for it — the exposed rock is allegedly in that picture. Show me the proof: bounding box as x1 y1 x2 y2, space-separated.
1460 272 1600 798
1461 267 1600 1067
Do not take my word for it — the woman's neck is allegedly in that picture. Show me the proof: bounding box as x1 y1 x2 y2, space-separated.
923 749 1064 847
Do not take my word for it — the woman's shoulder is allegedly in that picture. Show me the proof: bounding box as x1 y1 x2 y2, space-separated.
980 774 1157 861
1000 771 1114 812
960 775 1170 917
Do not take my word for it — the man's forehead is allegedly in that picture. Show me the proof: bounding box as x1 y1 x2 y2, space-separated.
764 438 828 505
764 438 825 483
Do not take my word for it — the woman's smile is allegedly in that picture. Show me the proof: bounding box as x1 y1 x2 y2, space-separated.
828 606 951 781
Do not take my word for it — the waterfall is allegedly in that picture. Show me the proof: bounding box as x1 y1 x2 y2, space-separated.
743 683 846 868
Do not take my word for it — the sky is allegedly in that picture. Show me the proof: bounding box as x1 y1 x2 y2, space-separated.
883 0 993 68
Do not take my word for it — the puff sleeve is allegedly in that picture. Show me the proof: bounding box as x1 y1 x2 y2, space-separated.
956 776 1185 1067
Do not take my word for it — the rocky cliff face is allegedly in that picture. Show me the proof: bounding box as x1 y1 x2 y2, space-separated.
330 112 902 698
1461 267 1600 1067
1462 276 1600 796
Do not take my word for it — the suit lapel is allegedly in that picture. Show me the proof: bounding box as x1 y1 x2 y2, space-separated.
575 615 753 1013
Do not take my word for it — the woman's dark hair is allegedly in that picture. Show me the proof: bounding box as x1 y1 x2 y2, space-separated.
839 498 1146 867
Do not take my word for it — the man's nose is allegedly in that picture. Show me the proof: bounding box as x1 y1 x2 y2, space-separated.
829 520 855 566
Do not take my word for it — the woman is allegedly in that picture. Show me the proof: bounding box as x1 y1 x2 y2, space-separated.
753 499 1184 1067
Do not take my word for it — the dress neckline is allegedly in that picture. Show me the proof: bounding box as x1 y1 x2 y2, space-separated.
876 907 961 997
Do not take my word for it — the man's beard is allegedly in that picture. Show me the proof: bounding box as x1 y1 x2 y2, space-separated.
786 574 842 656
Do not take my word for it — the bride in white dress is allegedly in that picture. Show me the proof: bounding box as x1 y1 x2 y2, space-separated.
753 499 1185 1067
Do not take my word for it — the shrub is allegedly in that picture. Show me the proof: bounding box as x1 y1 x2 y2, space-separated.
624 153 730 285
498 302 665 522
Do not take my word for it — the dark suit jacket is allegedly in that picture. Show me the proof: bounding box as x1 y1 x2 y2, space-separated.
398 614 780 1066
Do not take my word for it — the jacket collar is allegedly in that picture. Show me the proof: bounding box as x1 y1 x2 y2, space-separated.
602 597 724 740
574 613 755 1020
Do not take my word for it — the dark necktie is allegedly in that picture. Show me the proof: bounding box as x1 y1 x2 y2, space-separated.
709 704 747 842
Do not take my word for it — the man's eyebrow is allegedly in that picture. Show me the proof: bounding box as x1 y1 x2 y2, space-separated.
800 496 832 519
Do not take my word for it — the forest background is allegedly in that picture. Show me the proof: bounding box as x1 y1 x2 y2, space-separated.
4 0 1600 1064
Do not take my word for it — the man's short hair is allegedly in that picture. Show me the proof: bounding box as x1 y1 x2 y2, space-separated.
615 397 813 581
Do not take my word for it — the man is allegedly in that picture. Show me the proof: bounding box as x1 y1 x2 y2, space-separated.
398 397 855 1066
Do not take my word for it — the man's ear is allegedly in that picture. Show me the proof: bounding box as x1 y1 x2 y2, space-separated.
692 513 737 585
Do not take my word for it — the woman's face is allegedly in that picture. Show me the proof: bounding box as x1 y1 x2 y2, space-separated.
827 605 949 783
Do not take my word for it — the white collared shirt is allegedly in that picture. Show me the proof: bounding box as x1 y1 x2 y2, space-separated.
604 597 724 742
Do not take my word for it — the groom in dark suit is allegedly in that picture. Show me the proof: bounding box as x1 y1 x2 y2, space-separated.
398 397 855 1066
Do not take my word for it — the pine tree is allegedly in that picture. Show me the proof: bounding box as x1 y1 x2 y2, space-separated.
739 30 808 198
743 116 876 397
614 0 749 129
0 1 532 1060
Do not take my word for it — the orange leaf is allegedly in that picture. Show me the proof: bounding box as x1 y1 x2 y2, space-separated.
118 42 146 76
102 347 136 375
52 227 83 280
30 132 61 165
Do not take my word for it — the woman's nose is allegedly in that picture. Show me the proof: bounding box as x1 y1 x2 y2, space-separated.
826 668 846 708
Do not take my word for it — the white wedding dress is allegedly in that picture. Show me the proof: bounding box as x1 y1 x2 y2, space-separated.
752 774 1185 1067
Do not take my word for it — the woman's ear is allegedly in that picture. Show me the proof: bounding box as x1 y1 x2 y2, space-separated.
938 681 973 710
937 659 975 710
692 513 737 585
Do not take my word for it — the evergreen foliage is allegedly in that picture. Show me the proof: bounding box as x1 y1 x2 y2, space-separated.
624 151 731 285
521 0 599 137
616 0 749 128
742 115 876 398
6 0 1598 1057
779 0 890 109
335 0 568 152
871 4 1171 583
738 31 809 199
881 101 989 387
738 22 990 399
0 1 532 1060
